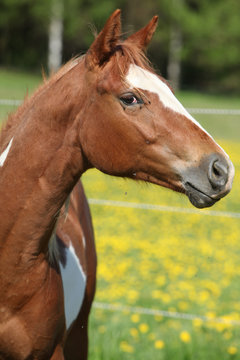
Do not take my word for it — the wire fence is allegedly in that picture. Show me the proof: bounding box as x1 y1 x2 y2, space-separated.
0 99 22 106
89 198 240 219
93 302 240 326
89 198 240 326
0 99 240 116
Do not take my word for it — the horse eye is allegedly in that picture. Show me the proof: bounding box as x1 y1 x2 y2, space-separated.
120 94 143 106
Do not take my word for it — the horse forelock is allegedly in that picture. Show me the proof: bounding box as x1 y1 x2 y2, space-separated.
107 41 154 77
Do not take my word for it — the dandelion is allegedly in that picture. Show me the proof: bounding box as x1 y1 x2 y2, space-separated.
120 341 134 353
178 301 189 311
161 293 171 303
130 328 139 339
154 314 163 322
180 331 191 343
193 318 203 328
155 340 165 349
84 147 240 354
131 313 140 323
155 275 166 286
127 289 139 303
139 323 149 333
205 311 216 320
198 290 209 303
214 322 228 333
152 289 162 299
227 346 238 355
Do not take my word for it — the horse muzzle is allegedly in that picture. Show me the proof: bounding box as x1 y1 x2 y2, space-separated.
183 153 235 208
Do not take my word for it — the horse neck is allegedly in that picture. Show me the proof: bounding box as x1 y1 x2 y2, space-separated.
0 61 87 274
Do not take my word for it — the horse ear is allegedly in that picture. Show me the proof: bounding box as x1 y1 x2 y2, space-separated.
86 9 122 68
126 16 158 51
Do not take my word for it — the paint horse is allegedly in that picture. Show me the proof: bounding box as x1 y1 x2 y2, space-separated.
0 9 234 360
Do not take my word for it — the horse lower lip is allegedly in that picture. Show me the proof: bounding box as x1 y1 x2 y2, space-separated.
185 182 218 209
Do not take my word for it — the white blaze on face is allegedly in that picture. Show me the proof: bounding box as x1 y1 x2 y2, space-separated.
0 137 14 167
126 64 230 157
59 242 86 330
126 64 210 134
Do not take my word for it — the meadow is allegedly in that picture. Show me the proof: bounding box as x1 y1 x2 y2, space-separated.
0 68 240 359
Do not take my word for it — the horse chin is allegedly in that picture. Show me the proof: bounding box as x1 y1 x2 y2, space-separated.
184 182 219 209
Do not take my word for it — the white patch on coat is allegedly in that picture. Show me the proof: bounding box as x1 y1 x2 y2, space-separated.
0 138 13 167
82 235 86 249
59 242 86 330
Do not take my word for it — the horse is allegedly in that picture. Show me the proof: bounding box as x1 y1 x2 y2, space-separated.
0 9 234 360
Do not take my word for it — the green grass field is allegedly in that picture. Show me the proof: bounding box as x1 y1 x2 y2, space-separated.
1 68 240 359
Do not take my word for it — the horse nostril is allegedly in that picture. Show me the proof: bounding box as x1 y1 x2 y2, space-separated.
208 158 228 189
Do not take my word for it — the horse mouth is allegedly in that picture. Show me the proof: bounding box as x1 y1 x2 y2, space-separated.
184 182 219 209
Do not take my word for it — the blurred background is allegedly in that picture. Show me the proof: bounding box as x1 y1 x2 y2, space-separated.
1 1 240 359
0 0 240 92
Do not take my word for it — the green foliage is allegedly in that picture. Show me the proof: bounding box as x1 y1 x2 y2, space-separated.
0 0 50 68
0 0 239 92
180 0 240 91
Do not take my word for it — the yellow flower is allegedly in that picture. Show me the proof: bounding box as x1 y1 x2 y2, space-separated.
154 314 163 322
155 340 165 349
131 314 140 323
127 289 139 303
120 341 134 353
152 289 162 299
178 301 189 311
193 318 203 328
139 323 149 333
205 312 216 320
227 346 238 355
180 331 191 343
155 275 166 286
162 293 171 303
130 328 139 338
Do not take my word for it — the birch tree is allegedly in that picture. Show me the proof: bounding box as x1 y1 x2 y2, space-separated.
48 0 64 74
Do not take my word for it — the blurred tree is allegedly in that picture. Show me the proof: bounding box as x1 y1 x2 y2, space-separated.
180 0 240 91
63 0 122 61
48 0 64 74
0 0 239 92
166 0 183 90
0 0 50 69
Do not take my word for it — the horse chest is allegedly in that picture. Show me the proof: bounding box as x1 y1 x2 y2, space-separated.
58 243 87 330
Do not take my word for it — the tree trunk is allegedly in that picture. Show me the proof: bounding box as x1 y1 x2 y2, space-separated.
167 0 183 91
48 0 64 74
167 23 182 91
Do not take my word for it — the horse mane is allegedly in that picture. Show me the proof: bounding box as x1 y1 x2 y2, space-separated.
0 56 84 149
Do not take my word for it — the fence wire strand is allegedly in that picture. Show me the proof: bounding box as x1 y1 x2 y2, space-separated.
1 99 240 116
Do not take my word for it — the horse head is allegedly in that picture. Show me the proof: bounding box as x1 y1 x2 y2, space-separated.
79 10 234 208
